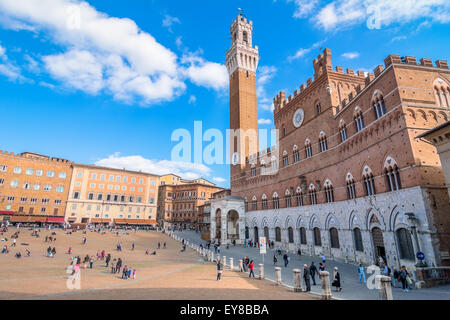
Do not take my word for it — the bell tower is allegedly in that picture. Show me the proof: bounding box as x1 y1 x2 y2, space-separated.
226 13 260 180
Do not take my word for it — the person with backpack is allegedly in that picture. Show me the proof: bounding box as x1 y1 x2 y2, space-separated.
273 254 278 266
248 260 255 278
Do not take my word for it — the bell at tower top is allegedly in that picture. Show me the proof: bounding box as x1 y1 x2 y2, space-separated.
226 13 259 75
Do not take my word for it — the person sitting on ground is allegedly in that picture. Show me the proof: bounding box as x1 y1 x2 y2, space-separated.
15 252 22 258
26 249 31 257
151 251 156 255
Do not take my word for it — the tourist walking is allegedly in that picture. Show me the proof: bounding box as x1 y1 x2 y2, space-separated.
358 264 366 284
399 266 409 292
332 267 342 292
105 254 111 267
116 258 122 274
303 264 311 292
310 262 317 285
248 260 255 278
273 254 278 266
216 259 223 281
283 253 290 268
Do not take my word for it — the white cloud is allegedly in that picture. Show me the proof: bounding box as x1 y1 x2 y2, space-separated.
390 35 407 42
181 53 228 90
162 14 180 32
43 49 104 94
258 118 272 125
290 0 319 18
213 177 226 183
303 0 450 31
288 39 327 61
95 153 212 180
257 65 277 112
341 52 360 59
0 44 26 82
0 0 224 105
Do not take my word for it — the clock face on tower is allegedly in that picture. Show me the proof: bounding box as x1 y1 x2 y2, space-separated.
293 108 305 128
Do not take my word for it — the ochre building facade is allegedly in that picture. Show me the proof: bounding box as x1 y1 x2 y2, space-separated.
157 175 223 229
0 151 72 223
65 164 159 226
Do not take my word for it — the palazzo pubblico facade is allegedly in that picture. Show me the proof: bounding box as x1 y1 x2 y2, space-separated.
210 14 450 272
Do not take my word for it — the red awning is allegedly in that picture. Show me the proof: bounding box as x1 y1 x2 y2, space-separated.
0 211 14 215
47 217 65 223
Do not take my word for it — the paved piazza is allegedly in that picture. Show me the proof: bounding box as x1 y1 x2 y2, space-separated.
0 227 316 300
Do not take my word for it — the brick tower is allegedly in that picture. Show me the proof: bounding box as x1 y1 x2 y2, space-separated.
226 13 260 180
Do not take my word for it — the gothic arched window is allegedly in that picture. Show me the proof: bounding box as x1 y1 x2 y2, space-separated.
330 228 340 249
313 227 321 246
353 228 364 252
396 228 415 261
288 227 294 243
275 227 281 242
299 227 307 244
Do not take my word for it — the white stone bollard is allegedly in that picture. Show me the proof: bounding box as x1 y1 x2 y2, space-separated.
259 264 264 280
319 271 332 300
239 260 244 272
223 256 227 267
293 269 302 292
229 258 234 270
377 275 393 300
275 267 282 285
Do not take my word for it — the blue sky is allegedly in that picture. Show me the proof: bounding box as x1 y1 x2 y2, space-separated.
0 0 449 188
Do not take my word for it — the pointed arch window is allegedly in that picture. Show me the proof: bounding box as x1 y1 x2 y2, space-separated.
346 173 356 199
324 180 334 203
252 197 257 211
396 228 415 260
293 146 300 163
319 132 328 152
273 193 280 209
373 91 387 119
299 227 307 245
305 139 312 158
262 194 268 210
296 187 304 207
385 157 402 191
313 227 321 246
353 228 364 252
354 107 365 132
285 189 292 208
339 120 347 142
309 184 317 205
288 227 294 243
329 228 340 248
434 78 450 108
363 167 376 196
282 151 289 167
